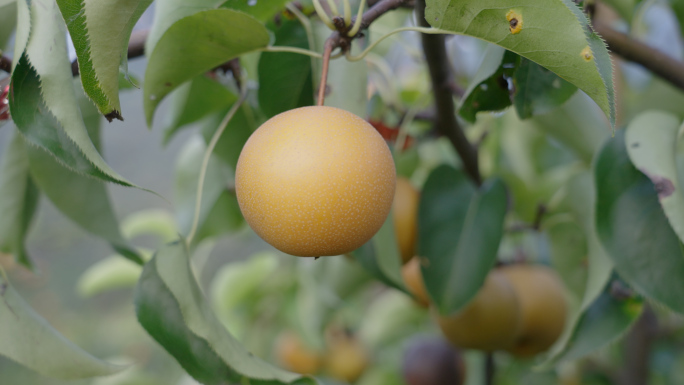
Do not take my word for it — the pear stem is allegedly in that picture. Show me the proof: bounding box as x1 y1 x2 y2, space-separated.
317 38 336 106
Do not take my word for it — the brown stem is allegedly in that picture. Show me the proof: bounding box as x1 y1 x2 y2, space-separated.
317 38 335 106
594 21 684 92
619 305 657 385
414 0 481 185
485 352 495 385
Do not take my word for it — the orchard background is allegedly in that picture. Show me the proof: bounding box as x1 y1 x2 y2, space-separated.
2 0 684 384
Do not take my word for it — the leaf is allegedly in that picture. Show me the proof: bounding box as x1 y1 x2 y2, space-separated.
541 278 643 366
547 220 588 299
426 0 616 127
625 111 684 244
121 209 178 244
351 212 406 293
418 165 508 315
26 139 143 265
210 252 278 318
145 0 224 56
77 255 144 297
595 130 684 314
0 132 39 269
513 58 577 119
258 18 314 118
163 75 236 144
56 0 153 119
134 242 317 385
531 92 610 164
9 0 135 186
561 172 614 310
144 9 270 125
221 0 289 22
459 45 519 122
0 271 124 379
538 172 615 367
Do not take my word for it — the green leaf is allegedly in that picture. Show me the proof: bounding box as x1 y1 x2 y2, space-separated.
27 142 143 265
418 165 508 315
221 0 288 22
547 220 588 300
426 0 616 127
77 255 144 297
163 75 236 144
258 18 314 118
9 0 135 187
560 172 614 310
513 58 577 119
351 212 406 293
625 111 684 244
121 209 178 244
0 271 124 379
200 99 257 171
211 252 279 318
56 0 153 119
595 130 684 314
531 92 610 164
0 132 39 269
146 0 224 56
459 45 519 122
541 279 643 366
0 0 16 51
144 9 270 125
134 242 317 385
194 190 245 240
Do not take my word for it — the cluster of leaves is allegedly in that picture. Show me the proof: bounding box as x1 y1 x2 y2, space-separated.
2 0 684 384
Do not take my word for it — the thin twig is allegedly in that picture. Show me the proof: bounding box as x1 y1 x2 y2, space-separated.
415 0 481 185
593 20 684 92
186 83 249 245
317 38 336 106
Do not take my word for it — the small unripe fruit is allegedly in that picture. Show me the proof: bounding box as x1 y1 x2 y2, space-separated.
324 333 369 383
436 270 522 351
402 337 466 385
235 106 396 257
500 265 567 357
402 257 430 307
393 177 419 264
274 332 321 375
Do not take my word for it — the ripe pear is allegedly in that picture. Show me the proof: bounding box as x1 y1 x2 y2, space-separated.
274 332 322 375
235 106 396 257
402 256 430 307
435 270 522 351
500 265 567 357
324 331 369 382
393 177 419 264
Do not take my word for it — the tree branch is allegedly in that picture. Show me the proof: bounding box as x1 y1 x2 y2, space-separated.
594 21 684 92
414 0 481 185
